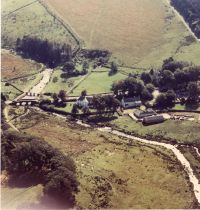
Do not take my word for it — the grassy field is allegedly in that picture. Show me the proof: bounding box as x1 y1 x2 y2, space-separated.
1 0 77 49
1 51 42 80
1 73 43 100
43 69 85 94
111 115 200 146
43 0 200 68
7 109 196 209
71 72 126 95
173 104 200 111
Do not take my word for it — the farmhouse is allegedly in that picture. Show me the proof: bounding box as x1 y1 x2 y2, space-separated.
143 115 165 125
134 108 157 119
121 96 142 108
76 96 89 108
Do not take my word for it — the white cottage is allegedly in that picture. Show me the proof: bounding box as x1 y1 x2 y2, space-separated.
121 96 142 108
76 96 89 108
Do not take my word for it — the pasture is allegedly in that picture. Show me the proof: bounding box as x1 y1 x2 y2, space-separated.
43 69 85 94
11 110 196 209
1 0 77 49
111 115 200 146
70 71 126 95
43 0 200 67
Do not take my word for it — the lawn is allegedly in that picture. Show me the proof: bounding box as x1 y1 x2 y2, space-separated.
71 72 127 95
1 51 42 80
111 115 200 146
173 104 200 111
1 0 77 49
43 69 85 94
10 110 196 209
1 73 43 100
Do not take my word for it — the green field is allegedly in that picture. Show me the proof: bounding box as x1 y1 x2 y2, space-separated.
7 110 196 209
1 0 77 49
111 115 200 146
43 69 85 94
71 72 127 95
173 104 200 111
1 73 43 100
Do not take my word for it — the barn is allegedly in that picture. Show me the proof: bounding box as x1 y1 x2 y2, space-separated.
143 115 165 125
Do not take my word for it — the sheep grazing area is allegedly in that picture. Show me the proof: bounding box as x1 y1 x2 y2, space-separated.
43 0 200 67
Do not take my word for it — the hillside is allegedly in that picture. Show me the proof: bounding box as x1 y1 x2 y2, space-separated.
171 0 200 38
2 109 196 209
1 0 78 51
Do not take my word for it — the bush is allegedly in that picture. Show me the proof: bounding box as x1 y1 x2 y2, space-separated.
52 77 58 83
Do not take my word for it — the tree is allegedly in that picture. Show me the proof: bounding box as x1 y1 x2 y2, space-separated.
109 62 118 75
112 77 145 97
146 83 155 93
154 90 176 109
52 93 59 104
141 72 152 84
52 77 58 83
82 61 89 74
166 90 176 107
62 62 75 74
141 88 153 102
154 93 167 109
187 82 200 102
58 90 67 102
2 131 78 205
71 104 79 117
160 70 175 89
81 90 87 97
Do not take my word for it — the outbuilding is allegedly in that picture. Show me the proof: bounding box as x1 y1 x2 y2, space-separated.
121 96 142 108
134 108 156 119
143 115 165 125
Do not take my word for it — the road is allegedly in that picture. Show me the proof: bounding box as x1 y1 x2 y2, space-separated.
19 68 53 101
75 120 200 204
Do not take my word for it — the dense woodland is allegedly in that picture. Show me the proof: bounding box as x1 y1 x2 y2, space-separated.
171 0 200 38
16 36 72 68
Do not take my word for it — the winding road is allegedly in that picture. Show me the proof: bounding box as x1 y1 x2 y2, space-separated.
76 120 200 204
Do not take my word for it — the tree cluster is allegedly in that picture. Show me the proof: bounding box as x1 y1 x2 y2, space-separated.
92 95 121 115
2 131 78 205
112 77 153 102
154 90 176 109
62 61 89 78
16 36 72 68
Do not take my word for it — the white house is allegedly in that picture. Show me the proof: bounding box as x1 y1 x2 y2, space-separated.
76 96 89 108
121 96 142 108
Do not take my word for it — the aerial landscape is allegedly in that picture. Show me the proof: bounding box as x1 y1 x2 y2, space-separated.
1 0 200 209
